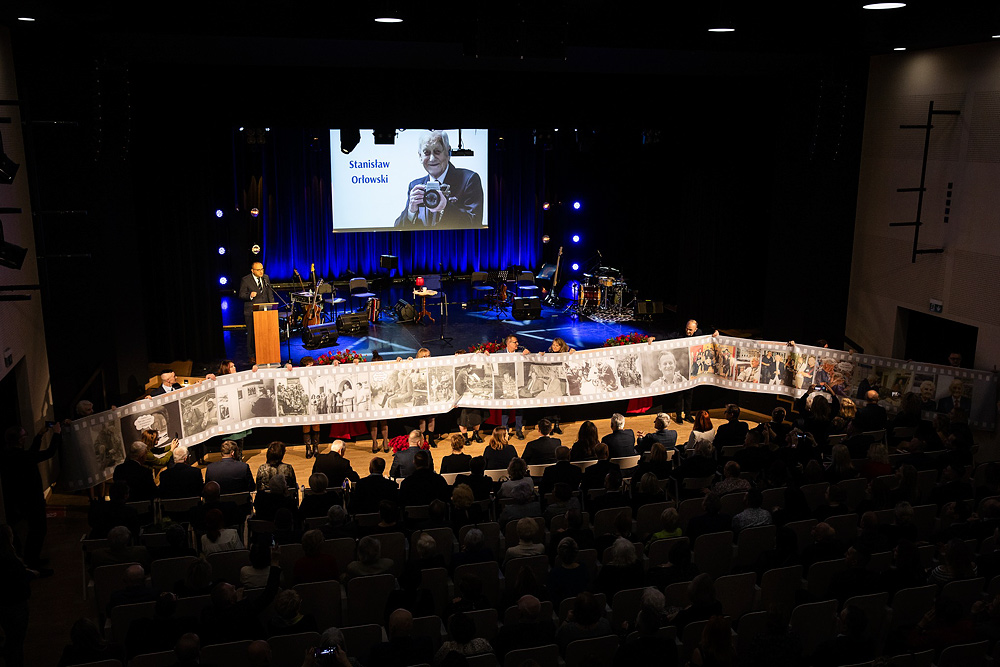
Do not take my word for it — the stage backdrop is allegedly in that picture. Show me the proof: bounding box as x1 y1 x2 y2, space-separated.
61 336 997 490
238 128 542 280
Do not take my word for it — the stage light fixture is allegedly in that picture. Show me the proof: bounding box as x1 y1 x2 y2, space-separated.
572 234 580 243
341 129 361 154
0 218 28 270
863 2 905 8
708 27 735 32
0 135 20 185
542 202 550 210
221 299 229 311
571 262 580 271
573 201 581 210
218 246 226 255
17 17 35 22
893 47 907 51
238 126 244 132
215 209 223 218
219 276 228 285
251 244 261 254
542 235 551 244
250 207 259 218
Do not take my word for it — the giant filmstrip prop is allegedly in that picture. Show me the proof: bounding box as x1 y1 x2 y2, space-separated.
61 336 997 490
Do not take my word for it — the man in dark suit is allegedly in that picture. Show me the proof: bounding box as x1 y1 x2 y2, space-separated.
580 443 614 494
204 440 253 495
540 446 583 495
399 450 451 507
635 413 678 455
393 130 484 230
112 441 159 502
157 445 204 499
390 430 431 479
237 261 275 362
349 458 399 515
521 418 561 465
936 378 972 414
853 390 889 433
312 439 360 489
601 413 637 459
146 369 183 397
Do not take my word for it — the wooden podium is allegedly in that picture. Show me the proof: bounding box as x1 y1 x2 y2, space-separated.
252 303 280 365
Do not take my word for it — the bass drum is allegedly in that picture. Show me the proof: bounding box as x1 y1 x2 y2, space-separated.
579 285 601 304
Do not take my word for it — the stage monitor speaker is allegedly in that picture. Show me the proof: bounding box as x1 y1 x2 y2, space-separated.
336 312 369 336
512 296 541 320
637 300 664 315
302 322 339 349
393 299 416 323
380 254 399 270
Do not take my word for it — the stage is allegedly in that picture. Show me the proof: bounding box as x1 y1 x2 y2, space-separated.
221 277 683 367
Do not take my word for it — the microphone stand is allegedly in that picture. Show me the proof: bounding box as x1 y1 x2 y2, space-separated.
267 279 295 365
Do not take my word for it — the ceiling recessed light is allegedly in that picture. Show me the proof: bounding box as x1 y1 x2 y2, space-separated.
863 2 906 9
893 47 907 51
993 35 1000 39
708 27 736 32
374 17 402 23
17 17 35 21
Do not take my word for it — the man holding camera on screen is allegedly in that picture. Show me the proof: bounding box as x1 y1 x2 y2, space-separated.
394 130 484 230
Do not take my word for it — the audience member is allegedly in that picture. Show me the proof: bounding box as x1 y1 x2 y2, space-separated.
440 434 473 473
112 440 158 502
368 609 434 667
555 592 613 655
205 440 254 494
201 508 243 554
731 489 773 533
602 413 636 458
503 517 546 564
399 449 451 506
293 529 340 584
712 404 749 453
343 535 395 581
312 439 360 489
454 457 493 501
540 446 583 495
483 427 518 470
349 458 398 515
570 420 600 461
158 446 205 499
596 536 643 597
391 430 432 479
635 413 678 454
521 418 561 465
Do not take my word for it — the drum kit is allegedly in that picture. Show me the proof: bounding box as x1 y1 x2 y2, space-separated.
572 266 636 322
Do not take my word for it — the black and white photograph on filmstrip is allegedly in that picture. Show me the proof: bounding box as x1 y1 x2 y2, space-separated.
455 362 494 400
428 367 455 403
641 347 688 391
276 377 310 417
84 419 126 474
493 362 519 399
566 357 620 395
614 350 643 389
237 378 276 420
180 390 219 436
119 402 182 447
520 361 569 399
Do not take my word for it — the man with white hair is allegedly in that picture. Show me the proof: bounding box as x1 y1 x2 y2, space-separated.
312 439 360 489
393 130 484 230
601 413 637 458
112 441 158 501
635 413 678 454
158 445 205 499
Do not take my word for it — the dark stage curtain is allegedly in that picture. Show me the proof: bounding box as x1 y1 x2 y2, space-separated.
243 129 542 281
132 123 227 363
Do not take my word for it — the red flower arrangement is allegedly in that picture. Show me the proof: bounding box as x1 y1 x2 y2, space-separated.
388 433 430 453
603 332 655 347
466 341 504 354
314 350 367 366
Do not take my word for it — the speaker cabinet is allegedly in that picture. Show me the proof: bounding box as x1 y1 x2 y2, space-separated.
336 312 369 336
302 322 339 349
512 296 541 320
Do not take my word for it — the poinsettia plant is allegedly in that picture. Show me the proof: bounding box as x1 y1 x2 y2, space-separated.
603 332 655 347
314 349 367 366
466 341 504 354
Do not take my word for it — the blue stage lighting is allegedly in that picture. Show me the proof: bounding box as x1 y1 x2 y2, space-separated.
218 246 226 255
572 234 580 243
219 276 228 285
215 209 223 218
571 262 580 271
573 201 581 210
